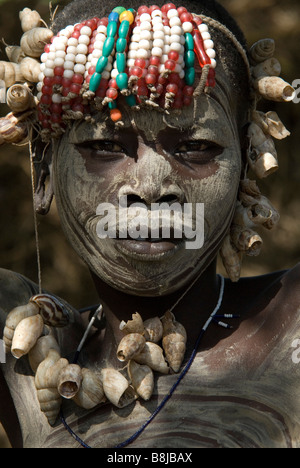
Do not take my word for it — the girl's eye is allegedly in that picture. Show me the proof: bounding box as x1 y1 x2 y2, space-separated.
174 141 224 164
77 140 127 160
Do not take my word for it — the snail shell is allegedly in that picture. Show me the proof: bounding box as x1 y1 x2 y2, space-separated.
220 234 243 283
72 368 106 409
117 333 146 362
134 342 169 374
20 27 53 58
3 301 39 353
239 178 261 202
161 311 187 374
19 8 42 32
20 57 41 83
252 58 281 79
128 360 154 401
28 328 60 372
30 294 70 327
6 84 36 113
143 317 163 343
230 225 263 257
11 314 44 359
119 312 144 335
5 46 26 64
101 368 137 408
252 110 290 140
35 349 68 425
57 364 82 399
254 76 296 102
0 111 31 146
250 39 275 64
0 61 24 87
247 122 278 179
250 196 280 230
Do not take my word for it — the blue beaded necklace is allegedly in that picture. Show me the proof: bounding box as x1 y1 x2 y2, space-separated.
59 275 239 448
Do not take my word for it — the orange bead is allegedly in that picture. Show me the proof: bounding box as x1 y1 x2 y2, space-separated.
110 108 122 122
119 10 135 25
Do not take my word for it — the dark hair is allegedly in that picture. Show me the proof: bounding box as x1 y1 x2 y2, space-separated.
53 0 251 126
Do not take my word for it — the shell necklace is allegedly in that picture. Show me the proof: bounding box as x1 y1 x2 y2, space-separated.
60 274 234 448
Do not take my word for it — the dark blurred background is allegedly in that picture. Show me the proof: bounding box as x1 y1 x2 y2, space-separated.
0 0 299 448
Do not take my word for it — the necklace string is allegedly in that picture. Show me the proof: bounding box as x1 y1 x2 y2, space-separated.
60 275 226 449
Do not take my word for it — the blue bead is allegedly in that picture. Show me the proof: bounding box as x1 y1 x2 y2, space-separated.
89 72 102 93
126 94 137 107
96 56 108 74
108 11 119 23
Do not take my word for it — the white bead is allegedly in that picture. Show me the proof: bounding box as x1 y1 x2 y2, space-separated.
153 24 164 33
54 41 66 51
158 64 165 73
127 50 137 59
153 30 164 40
47 52 56 61
153 38 164 49
199 23 209 33
182 22 193 33
152 46 163 57
170 34 181 44
210 58 217 69
201 31 211 41
131 34 140 42
163 44 170 54
37 92 42 101
107 55 113 63
170 42 181 52
92 49 102 58
45 60 55 69
179 69 185 79
66 45 77 55
38 72 44 82
81 26 92 36
78 34 90 45
151 9 162 17
180 44 185 55
91 58 98 67
206 48 216 59
164 25 171 35
49 44 56 52
96 33 106 43
64 60 74 70
97 25 107 34
41 53 48 63
93 41 103 51
152 16 163 25
74 63 86 74
140 13 151 22
129 41 139 50
102 70 110 80
167 9 178 19
84 70 89 78
54 57 65 67
37 81 43 92
169 17 181 27
133 26 141 34
164 34 170 45
40 63 46 72
178 54 184 64
66 25 75 34
54 36 68 46
68 38 78 47
162 54 168 63
44 67 54 77
204 39 214 50
171 25 182 36
139 39 151 50
77 43 88 55
180 35 186 45
111 68 118 79
127 58 135 67
136 48 148 59
175 64 182 74
140 21 151 31
140 30 151 40
105 61 112 72
65 53 76 62
56 50 66 59
52 93 62 103
75 53 87 64
63 69 74 78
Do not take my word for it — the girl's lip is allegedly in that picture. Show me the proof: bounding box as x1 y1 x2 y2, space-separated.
114 238 184 261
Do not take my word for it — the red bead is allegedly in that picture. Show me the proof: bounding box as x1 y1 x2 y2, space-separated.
172 97 183 109
53 76 62 85
50 103 62 113
135 58 146 69
38 111 47 121
162 18 169 26
193 30 211 66
166 83 178 94
51 113 62 123
43 76 54 86
165 60 176 71
99 17 109 26
44 44 50 53
70 83 81 94
168 73 181 85
147 65 159 76
156 83 164 95
138 6 150 15
95 86 106 98
108 78 118 89
177 7 187 16
183 96 192 106
88 66 96 75
131 66 143 78
150 56 160 66
106 88 118 100
149 5 160 13
42 85 52 95
71 31 80 39
168 50 179 62
41 94 52 105
193 16 202 26
54 66 64 76
162 3 176 13
62 78 72 88
42 120 51 129
85 75 91 84
183 85 194 96
88 44 94 54
86 19 97 30
74 23 83 31
62 87 70 97
145 73 157 85
72 103 84 113
180 12 193 23
158 75 167 85
72 73 84 84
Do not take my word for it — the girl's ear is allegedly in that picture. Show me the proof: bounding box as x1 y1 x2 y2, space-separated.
32 138 54 215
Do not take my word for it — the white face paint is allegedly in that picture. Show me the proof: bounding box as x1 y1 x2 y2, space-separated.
52 76 243 296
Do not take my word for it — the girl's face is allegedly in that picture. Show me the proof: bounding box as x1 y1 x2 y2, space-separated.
52 72 242 296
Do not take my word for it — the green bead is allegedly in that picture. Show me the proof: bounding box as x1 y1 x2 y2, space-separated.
127 8 136 15
116 72 128 90
118 20 130 38
185 67 195 86
107 21 118 38
116 53 126 73
112 6 126 14
185 33 194 51
185 50 195 68
126 94 137 107
102 37 115 57
116 37 127 53
96 56 108 74
108 101 117 109
89 72 102 93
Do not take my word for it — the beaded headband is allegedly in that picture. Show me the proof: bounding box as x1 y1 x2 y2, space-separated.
0 3 296 283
